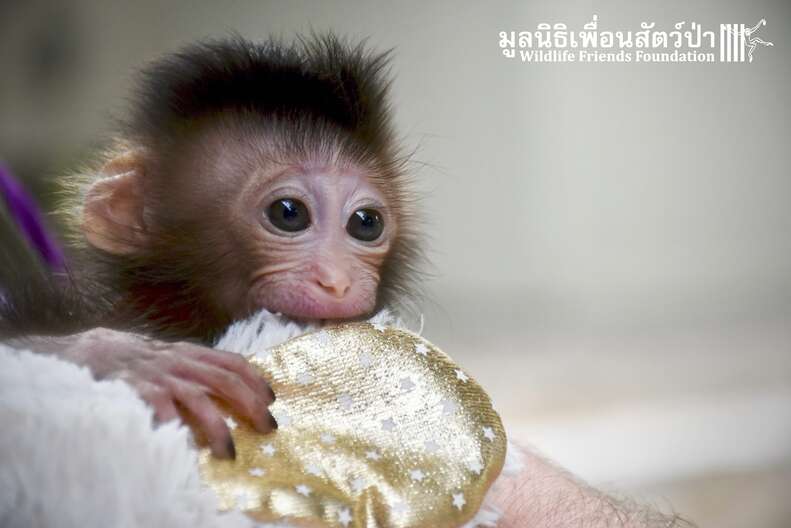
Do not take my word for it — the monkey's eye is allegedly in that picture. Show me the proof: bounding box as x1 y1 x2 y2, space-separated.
346 208 384 242
267 198 311 233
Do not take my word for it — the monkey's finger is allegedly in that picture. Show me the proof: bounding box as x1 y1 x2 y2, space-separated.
126 379 180 424
172 359 277 434
152 397 180 424
179 345 275 403
164 377 236 459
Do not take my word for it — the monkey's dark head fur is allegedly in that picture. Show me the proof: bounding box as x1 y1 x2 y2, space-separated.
127 34 397 155
59 33 424 342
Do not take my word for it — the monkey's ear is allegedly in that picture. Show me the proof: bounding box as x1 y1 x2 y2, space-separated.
82 153 149 255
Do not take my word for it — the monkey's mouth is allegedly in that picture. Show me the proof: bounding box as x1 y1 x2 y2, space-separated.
251 285 375 323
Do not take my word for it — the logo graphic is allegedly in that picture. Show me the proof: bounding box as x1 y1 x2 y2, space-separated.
721 19 774 62
499 16 775 64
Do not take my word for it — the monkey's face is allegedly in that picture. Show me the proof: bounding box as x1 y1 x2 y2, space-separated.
81 145 397 329
226 165 393 321
75 35 418 336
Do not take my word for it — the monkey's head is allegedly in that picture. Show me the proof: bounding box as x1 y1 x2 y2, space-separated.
75 35 422 339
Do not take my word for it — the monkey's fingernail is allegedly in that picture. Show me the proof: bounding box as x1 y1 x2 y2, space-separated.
226 436 237 460
268 413 278 430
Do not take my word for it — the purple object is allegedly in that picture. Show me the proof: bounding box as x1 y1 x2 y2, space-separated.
0 164 65 271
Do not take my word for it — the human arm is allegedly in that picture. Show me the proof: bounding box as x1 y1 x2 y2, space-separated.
491 445 694 528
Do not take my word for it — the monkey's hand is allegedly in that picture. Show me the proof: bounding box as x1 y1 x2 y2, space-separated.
28 328 276 459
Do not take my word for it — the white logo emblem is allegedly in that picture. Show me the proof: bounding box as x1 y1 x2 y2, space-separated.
721 19 774 63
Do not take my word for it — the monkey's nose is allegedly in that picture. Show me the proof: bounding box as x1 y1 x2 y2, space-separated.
316 269 352 298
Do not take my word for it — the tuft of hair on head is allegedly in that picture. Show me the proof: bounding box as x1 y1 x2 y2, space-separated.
125 33 398 156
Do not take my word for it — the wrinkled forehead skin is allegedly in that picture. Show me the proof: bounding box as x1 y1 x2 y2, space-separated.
142 115 401 228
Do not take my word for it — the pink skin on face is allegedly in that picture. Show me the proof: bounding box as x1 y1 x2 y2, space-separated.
240 165 393 321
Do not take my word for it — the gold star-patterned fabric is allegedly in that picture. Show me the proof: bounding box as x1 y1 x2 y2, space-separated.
199 322 506 528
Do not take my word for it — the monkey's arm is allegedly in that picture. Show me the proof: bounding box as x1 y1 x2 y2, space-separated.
490 445 695 528
7 329 277 459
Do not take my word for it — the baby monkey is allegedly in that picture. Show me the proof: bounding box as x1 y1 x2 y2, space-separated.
13 35 421 458
78 34 420 338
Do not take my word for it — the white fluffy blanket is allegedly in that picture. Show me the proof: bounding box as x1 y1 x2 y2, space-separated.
0 311 521 528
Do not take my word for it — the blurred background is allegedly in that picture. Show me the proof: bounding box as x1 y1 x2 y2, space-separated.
1 0 789 525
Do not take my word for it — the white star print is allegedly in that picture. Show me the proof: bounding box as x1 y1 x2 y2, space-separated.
399 376 416 391
260 443 276 456
381 417 396 431
350 476 366 492
414 342 429 356
391 501 408 516
320 433 336 445
295 484 312 497
441 398 458 415
337 393 354 410
455 369 469 382
234 489 257 509
468 459 483 474
409 469 426 482
424 440 440 453
248 467 265 477
272 410 292 427
359 352 373 368
365 450 382 461
296 371 314 385
452 492 466 510
482 426 496 441
314 330 332 346
305 463 322 476
372 323 387 332
224 416 238 430
338 507 353 526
